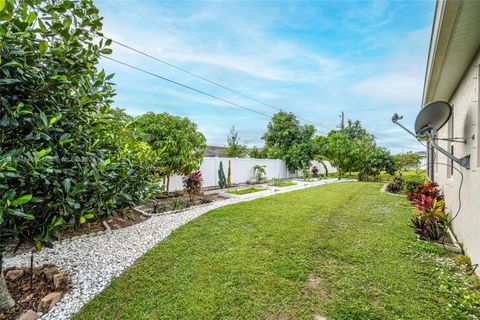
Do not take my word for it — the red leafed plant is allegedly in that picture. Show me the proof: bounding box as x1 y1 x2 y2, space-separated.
183 171 203 201
407 181 443 202
413 194 447 225
311 166 319 178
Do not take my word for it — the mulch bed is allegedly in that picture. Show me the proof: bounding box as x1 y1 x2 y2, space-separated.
142 192 225 215
1 265 68 320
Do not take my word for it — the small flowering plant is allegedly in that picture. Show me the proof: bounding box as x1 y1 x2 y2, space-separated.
183 170 203 201
311 165 319 178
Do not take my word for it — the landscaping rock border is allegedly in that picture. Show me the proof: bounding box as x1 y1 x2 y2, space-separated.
4 178 351 320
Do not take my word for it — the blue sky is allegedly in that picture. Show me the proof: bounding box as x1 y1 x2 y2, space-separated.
95 0 435 153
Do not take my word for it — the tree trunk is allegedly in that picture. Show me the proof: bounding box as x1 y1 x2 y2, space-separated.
338 169 342 180
0 253 15 310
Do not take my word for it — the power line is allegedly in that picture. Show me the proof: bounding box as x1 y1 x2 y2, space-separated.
105 36 331 131
103 55 418 150
109 0 232 68
101 55 275 119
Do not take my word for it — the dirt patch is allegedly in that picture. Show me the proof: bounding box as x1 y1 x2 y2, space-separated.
304 273 327 299
1 265 69 320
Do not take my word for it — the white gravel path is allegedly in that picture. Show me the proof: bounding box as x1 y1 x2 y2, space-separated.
4 178 349 320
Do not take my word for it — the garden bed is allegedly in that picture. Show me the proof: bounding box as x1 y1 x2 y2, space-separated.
224 187 268 195
136 191 227 215
270 180 297 187
1 265 69 320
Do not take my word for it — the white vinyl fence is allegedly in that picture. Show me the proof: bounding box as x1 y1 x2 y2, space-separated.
165 157 337 192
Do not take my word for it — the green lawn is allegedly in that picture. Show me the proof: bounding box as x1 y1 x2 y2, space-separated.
74 182 475 320
225 187 267 195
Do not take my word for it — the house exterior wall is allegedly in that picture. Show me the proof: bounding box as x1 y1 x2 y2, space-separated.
435 49 480 269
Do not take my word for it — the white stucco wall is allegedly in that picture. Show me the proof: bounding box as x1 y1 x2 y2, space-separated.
435 49 480 270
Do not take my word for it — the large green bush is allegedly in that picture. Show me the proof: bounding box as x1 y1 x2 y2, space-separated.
134 112 206 190
0 0 160 309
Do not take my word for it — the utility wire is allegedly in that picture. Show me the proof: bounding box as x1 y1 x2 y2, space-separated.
105 36 331 131
109 0 232 68
102 55 275 119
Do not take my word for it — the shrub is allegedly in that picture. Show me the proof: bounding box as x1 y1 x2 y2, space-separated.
170 198 186 210
407 181 443 202
404 179 424 193
410 216 444 241
253 165 266 183
385 177 405 193
311 165 319 178
271 179 296 187
183 171 203 201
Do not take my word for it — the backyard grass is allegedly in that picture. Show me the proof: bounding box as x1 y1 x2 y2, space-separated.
225 187 267 195
75 182 473 320
271 179 297 187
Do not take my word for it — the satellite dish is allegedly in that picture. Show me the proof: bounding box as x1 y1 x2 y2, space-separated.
391 101 470 170
414 101 452 136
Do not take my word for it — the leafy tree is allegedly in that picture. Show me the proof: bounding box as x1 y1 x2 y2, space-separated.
249 146 267 159
224 126 247 158
317 132 358 179
394 152 422 171
359 147 398 181
262 112 315 172
134 112 206 190
0 0 150 309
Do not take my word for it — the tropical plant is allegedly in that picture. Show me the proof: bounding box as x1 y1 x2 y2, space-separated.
169 198 186 210
183 171 203 201
311 166 319 178
151 201 168 214
413 194 447 225
253 165 266 183
224 126 247 158
410 216 444 241
386 177 405 193
407 181 443 202
218 161 227 189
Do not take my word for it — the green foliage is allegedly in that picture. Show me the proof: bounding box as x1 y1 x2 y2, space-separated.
224 126 247 158
225 187 267 195
0 0 155 256
359 147 397 181
316 132 358 179
169 198 186 210
253 165 266 183
270 179 296 187
261 112 316 172
183 171 203 201
249 146 267 159
218 161 226 189
395 152 422 171
134 112 206 178
385 177 405 193
75 182 478 320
